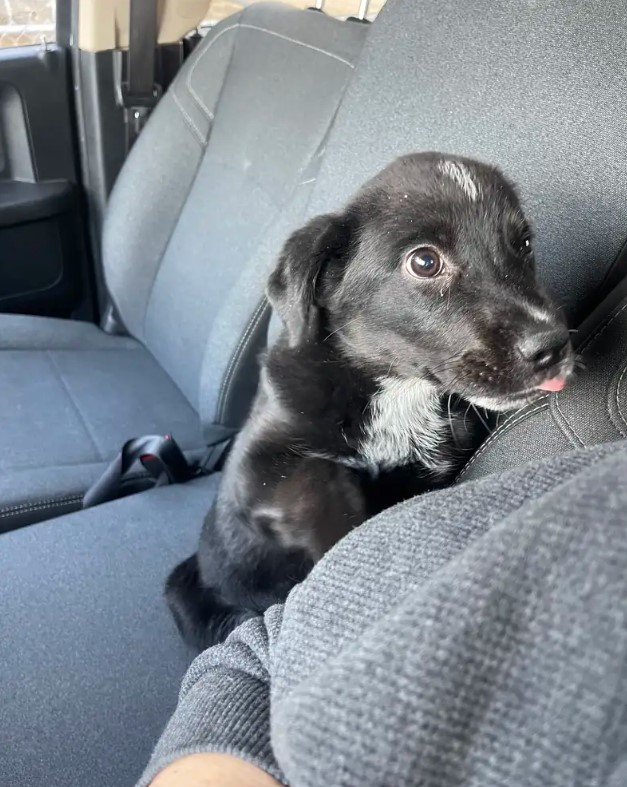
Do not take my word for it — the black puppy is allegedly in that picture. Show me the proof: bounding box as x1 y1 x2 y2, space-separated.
166 152 574 649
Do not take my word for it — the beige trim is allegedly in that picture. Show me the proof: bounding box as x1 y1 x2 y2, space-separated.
78 0 212 52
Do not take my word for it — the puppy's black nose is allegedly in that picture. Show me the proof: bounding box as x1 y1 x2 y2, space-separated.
517 327 569 372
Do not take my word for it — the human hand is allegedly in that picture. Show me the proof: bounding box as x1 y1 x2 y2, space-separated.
150 752 282 787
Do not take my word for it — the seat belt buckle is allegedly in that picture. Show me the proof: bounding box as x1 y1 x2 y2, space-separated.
140 434 193 485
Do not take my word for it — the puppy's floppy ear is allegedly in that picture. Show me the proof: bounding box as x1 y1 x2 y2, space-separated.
267 212 353 345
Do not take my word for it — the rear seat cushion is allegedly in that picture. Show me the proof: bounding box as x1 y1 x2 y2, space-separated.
0 314 203 529
0 471 219 787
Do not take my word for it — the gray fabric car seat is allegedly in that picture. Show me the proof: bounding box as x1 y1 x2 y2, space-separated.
0 4 366 529
3 2 627 786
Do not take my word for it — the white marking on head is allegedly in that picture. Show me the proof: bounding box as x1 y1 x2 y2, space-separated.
524 301 554 324
439 160 479 202
359 377 451 473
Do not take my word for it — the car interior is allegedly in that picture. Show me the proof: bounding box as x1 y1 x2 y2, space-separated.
1 0 626 784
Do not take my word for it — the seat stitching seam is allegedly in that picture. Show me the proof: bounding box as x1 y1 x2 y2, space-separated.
45 351 105 462
458 394 549 476
552 298 627 441
456 401 549 480
0 347 138 352
616 363 627 432
0 468 158 518
187 22 354 119
171 89 207 145
456 401 550 481
238 24 357 68
0 494 83 518
217 298 268 421
552 395 585 446
186 23 239 119
575 299 627 355
221 300 269 414
217 298 268 422
217 299 266 416
613 361 627 435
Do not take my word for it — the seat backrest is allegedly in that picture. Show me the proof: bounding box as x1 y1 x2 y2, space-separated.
102 3 366 434
305 0 627 325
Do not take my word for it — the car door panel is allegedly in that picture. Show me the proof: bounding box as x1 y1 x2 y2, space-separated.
0 41 88 317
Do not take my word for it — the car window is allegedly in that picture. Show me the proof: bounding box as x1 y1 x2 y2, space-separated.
0 0 55 48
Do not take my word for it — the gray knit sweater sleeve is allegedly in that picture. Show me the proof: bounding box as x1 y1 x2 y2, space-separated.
137 440 627 787
137 604 285 785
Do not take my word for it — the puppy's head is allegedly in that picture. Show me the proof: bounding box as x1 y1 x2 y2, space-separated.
268 152 574 411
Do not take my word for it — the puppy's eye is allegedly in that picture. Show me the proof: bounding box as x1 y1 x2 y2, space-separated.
511 227 533 258
405 247 443 278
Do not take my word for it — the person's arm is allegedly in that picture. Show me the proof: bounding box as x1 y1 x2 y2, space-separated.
136 605 286 787
150 753 282 786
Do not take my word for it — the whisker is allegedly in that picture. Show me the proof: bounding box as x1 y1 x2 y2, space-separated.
323 317 359 343
447 393 460 447
463 400 473 431
471 404 491 433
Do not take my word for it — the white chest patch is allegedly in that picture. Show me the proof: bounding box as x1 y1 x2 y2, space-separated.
359 377 451 473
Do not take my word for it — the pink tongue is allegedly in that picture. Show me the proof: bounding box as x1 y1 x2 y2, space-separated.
537 376 567 392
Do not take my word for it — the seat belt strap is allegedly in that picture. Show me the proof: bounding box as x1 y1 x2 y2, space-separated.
82 429 237 509
199 434 235 474
122 0 162 151
83 434 194 509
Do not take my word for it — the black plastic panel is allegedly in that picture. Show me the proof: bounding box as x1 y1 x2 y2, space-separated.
0 180 74 226
0 221 65 300
0 42 93 318
0 44 77 181
0 182 81 316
